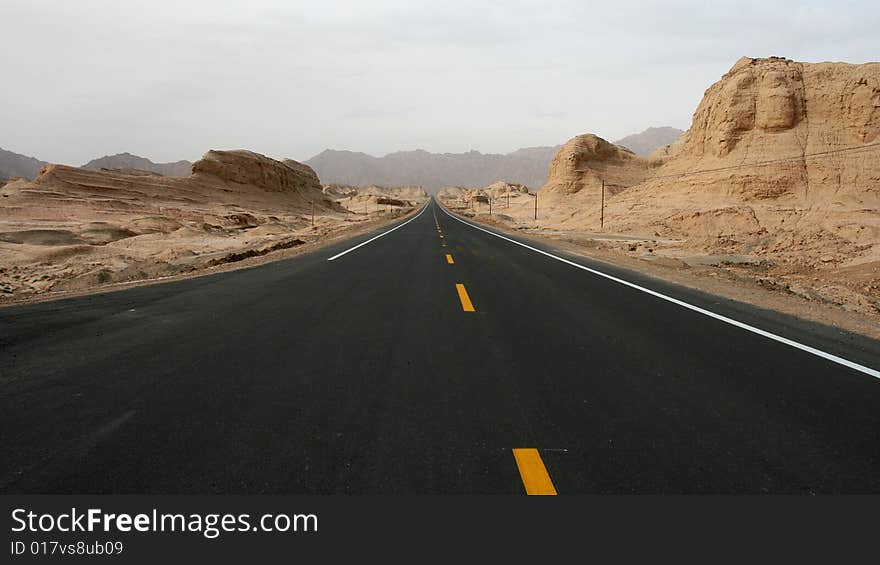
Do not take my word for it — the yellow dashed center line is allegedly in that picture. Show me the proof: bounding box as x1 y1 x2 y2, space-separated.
455 283 475 312
512 448 557 495
446 254 454 264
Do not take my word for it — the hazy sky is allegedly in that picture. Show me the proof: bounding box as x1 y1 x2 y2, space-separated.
2 0 878 165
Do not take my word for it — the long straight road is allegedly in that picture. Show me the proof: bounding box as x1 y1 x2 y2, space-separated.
2 198 879 493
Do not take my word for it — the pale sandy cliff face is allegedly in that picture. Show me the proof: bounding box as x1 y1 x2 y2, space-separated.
613 57 880 257
192 150 325 194
456 57 880 319
655 56 879 199
541 134 653 201
610 58 880 315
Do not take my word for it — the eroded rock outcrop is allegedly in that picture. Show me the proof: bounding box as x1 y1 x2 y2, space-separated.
540 134 653 200
322 184 429 211
606 57 880 314
193 150 324 194
487 57 880 318
0 149 351 299
654 56 880 202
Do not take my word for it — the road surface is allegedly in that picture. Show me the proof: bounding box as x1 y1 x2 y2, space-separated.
1 198 879 493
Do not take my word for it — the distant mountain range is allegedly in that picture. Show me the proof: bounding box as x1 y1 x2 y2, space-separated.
0 147 47 180
614 126 684 156
2 127 682 186
305 147 561 191
82 153 192 177
305 128 683 190
1 148 192 180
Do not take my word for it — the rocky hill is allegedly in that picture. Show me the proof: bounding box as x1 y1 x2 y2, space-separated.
614 127 684 156
82 152 192 177
471 56 880 320
305 146 560 191
541 134 654 202
0 147 47 180
609 57 880 315
618 56 879 229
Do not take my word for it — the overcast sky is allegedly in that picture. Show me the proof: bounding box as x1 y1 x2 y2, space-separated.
2 0 878 165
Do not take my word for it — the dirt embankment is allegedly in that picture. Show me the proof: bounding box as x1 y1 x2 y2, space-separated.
0 150 417 303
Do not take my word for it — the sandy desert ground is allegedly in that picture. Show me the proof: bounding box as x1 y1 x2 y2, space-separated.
0 151 423 304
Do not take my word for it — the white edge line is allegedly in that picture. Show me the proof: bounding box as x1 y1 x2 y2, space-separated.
438 203 880 380
327 199 432 261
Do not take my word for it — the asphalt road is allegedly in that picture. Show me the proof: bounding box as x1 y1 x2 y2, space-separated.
1 198 879 494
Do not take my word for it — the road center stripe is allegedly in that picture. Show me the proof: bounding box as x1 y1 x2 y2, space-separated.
438 203 880 380
446 254 454 264
455 283 475 312
512 448 557 495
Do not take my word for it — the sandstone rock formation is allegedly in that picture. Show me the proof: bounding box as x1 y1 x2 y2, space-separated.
648 56 880 203
617 56 880 234
482 181 530 199
491 56 880 318
192 150 326 197
323 184 429 213
0 150 350 298
540 134 653 200
282 159 323 187
437 182 533 212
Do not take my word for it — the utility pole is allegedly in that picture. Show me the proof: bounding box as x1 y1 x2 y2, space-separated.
534 192 538 221
600 179 605 230
311 201 315 227
507 187 510 208
489 196 492 216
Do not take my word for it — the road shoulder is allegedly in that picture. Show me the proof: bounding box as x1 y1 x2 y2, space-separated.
439 202 880 342
0 207 424 308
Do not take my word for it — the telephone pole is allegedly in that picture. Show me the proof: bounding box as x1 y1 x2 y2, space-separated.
534 191 538 220
600 179 605 230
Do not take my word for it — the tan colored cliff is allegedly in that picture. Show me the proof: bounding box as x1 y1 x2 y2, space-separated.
475 57 880 318
541 134 653 202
